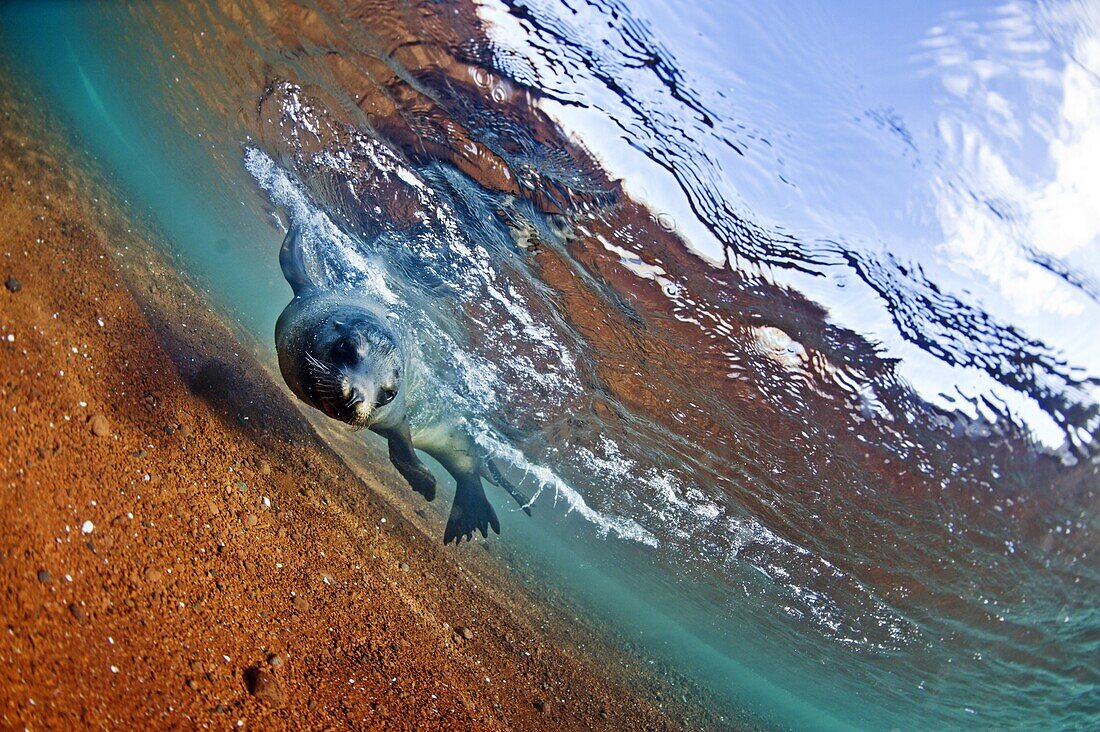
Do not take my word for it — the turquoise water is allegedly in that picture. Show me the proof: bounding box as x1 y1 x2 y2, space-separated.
2 2 1097 729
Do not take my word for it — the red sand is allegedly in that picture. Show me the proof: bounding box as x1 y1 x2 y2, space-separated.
0 81 725 730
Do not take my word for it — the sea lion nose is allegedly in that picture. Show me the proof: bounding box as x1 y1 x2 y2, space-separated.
347 390 373 423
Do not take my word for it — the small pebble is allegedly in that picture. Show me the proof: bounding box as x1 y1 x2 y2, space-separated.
81 520 95 534
37 569 51 584
267 653 284 669
244 666 284 705
456 626 473 640
4 276 21 292
89 414 110 437
399 562 409 573
68 603 85 621
259 461 272 476
244 513 258 528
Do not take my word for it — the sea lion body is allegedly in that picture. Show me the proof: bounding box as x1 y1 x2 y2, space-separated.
274 225 527 543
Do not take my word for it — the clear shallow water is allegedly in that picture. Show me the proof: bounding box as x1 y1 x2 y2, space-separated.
2 1 1097 729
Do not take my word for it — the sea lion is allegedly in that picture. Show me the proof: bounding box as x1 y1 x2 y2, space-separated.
274 224 530 543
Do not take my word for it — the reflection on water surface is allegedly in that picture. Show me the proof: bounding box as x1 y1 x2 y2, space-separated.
2 0 1096 728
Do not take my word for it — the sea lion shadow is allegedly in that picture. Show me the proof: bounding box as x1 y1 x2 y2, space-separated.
179 356 304 448
185 359 254 427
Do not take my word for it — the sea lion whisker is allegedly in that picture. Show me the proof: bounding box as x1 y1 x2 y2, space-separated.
305 353 333 375
308 370 342 388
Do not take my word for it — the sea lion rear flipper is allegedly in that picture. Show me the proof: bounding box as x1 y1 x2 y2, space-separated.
444 475 500 545
485 458 533 516
279 223 314 296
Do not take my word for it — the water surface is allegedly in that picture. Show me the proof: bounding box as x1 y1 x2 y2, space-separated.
2 1 1097 729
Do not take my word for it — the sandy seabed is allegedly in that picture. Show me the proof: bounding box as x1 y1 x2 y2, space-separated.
0 75 728 731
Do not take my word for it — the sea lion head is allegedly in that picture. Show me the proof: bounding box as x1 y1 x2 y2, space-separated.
299 311 404 430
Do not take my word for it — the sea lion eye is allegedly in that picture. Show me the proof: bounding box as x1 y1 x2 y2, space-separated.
334 338 357 361
376 387 397 407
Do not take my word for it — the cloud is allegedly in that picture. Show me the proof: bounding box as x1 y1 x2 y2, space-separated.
928 1 1100 319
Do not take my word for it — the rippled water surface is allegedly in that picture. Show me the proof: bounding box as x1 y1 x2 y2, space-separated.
2 1 1097 728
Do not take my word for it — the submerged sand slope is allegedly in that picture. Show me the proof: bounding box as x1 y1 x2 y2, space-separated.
0 80 725 729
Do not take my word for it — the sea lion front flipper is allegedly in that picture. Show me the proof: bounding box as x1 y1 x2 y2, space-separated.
279 223 314 297
444 474 500 545
375 422 437 502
